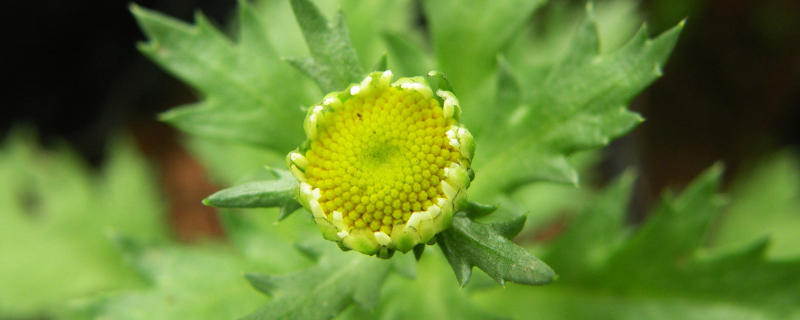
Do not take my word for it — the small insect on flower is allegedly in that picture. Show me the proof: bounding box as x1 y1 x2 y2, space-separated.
287 71 475 259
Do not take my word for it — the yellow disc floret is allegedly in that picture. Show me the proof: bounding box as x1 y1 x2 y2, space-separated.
288 70 475 258
305 86 460 235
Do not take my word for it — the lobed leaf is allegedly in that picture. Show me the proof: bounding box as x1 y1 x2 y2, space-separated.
471 6 684 197
132 1 315 152
475 165 800 319
437 213 556 287
242 243 394 320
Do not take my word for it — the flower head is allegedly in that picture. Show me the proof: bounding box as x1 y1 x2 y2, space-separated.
287 71 474 258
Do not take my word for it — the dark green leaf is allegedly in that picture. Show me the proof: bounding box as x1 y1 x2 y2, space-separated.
288 0 364 92
437 214 556 287
464 201 501 220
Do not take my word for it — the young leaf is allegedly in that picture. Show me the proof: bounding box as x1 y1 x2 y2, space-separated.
286 0 364 92
132 1 315 152
203 168 301 221
471 6 684 196
437 214 556 287
242 243 394 320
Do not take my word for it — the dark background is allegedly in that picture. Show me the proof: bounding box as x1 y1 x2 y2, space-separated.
2 0 798 237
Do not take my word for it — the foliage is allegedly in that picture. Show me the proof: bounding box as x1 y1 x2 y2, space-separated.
0 129 166 318
4 0 800 319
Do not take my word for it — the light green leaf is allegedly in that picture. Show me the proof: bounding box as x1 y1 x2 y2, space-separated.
471 6 683 197
437 213 556 287
243 243 394 320
287 0 363 92
0 130 165 318
132 1 316 152
78 238 268 320
76 209 314 320
711 149 800 259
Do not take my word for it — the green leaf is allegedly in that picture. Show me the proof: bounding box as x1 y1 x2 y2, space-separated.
0 130 166 318
383 32 433 77
132 1 316 152
78 238 269 320
76 208 314 320
286 0 364 92
242 243 394 320
203 168 301 221
539 170 636 281
422 0 547 133
437 214 556 287
471 6 684 197
339 252 508 320
474 165 800 319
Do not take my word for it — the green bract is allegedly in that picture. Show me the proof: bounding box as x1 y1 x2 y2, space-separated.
287 71 474 258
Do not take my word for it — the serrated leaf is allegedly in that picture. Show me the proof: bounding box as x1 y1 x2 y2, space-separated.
132 1 315 152
437 214 556 287
471 7 684 197
203 168 301 220
287 0 363 92
475 165 800 320
0 130 166 318
242 244 393 320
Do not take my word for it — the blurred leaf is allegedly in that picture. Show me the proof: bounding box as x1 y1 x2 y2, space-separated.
79 238 268 320
339 252 508 320
471 6 683 197
437 214 556 287
712 149 800 258
474 165 800 320
77 209 314 320
422 0 547 133
132 1 317 152
0 130 166 318
242 242 394 320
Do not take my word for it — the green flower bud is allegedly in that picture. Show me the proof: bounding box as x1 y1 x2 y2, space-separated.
287 71 474 259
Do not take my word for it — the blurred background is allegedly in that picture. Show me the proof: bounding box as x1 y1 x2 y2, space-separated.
1 0 798 238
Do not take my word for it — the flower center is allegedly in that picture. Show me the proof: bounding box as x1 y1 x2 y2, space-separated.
303 86 462 235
